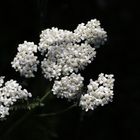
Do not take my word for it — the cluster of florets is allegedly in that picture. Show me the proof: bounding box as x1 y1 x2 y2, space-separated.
39 19 106 80
39 19 107 54
41 43 96 80
11 41 39 78
52 73 115 111
0 77 31 118
11 19 107 80
74 19 107 48
79 73 115 111
52 73 84 99
38 28 74 54
7 19 114 118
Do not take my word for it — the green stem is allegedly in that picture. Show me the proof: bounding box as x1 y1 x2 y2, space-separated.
3 90 52 138
36 103 77 117
40 90 51 103
10 90 52 110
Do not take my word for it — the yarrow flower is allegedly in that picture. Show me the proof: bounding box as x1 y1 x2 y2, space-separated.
7 18 114 117
52 73 84 99
39 19 106 81
39 19 107 55
74 19 107 48
11 41 39 78
39 27 74 54
79 73 115 111
0 76 32 119
41 43 96 80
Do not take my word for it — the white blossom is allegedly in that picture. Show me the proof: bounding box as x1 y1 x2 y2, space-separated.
0 77 32 118
38 19 107 55
11 41 39 78
74 19 107 48
39 19 107 80
52 73 84 99
41 43 96 80
80 73 115 111
38 27 74 54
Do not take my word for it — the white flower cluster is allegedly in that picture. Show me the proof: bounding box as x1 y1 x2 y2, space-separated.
52 73 84 99
39 27 75 54
0 76 32 118
79 73 115 111
39 19 107 55
41 43 96 80
39 19 106 80
9 19 114 114
74 19 107 48
11 41 39 78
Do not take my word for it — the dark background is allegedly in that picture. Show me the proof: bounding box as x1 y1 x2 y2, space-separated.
0 0 140 140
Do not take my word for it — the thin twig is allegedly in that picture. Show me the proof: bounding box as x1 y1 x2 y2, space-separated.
36 103 77 117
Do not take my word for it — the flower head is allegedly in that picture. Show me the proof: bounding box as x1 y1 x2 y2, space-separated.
38 27 74 54
80 73 115 111
74 19 107 48
11 41 39 78
41 43 96 80
0 77 32 118
52 73 84 99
